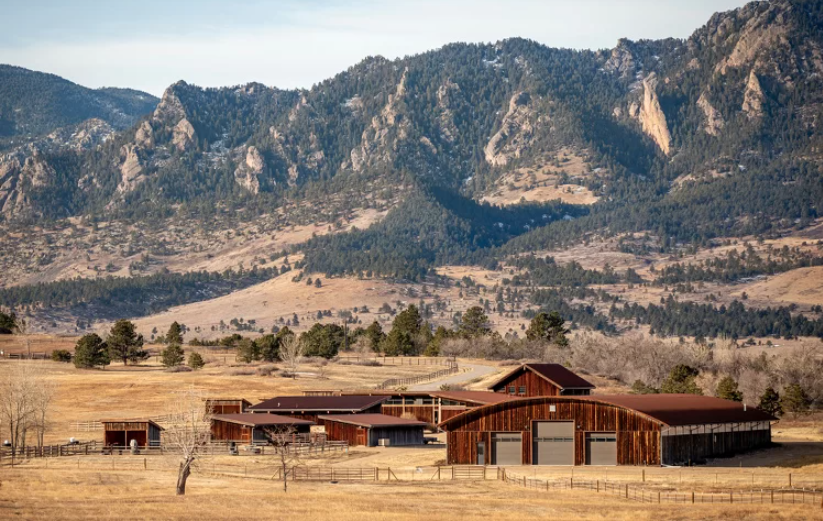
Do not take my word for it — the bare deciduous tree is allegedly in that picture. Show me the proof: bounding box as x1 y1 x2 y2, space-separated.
162 388 212 495
280 334 303 379
0 362 55 454
262 425 308 492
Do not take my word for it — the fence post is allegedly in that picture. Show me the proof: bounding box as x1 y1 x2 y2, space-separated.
658 491 660 504
789 473 792 488
691 491 695 504
625 484 628 499
144 458 147 470
730 492 733 504
642 469 645 483
771 490 774 504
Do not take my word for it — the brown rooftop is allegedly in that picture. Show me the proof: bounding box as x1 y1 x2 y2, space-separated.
318 414 427 428
432 390 516 405
212 414 314 427
249 395 389 412
590 394 776 426
489 363 596 390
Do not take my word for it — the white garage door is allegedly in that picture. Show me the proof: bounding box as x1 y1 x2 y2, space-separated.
533 421 575 466
492 433 522 466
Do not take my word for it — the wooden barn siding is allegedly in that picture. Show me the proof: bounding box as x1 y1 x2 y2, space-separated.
447 432 492 465
381 405 435 424
103 422 150 432
368 427 424 446
445 399 662 466
440 408 469 422
662 428 772 465
211 404 243 415
493 371 559 396
148 424 162 445
274 405 384 423
320 419 364 445
211 420 250 443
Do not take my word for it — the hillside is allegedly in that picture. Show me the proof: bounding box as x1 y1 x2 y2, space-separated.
1 0 823 343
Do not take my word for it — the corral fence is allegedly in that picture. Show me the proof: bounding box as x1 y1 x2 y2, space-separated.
0 441 99 461
502 470 823 508
377 362 460 389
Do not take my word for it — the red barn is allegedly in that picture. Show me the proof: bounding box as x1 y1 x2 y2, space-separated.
488 364 595 397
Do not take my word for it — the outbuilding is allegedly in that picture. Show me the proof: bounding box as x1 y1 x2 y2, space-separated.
439 395 775 466
210 414 314 444
206 398 252 415
248 395 388 422
488 363 595 397
101 420 163 448
318 414 426 447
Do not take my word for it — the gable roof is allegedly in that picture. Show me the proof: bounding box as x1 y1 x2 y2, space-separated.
488 363 595 390
318 414 427 428
432 390 517 405
438 395 776 430
212 413 314 427
248 395 389 412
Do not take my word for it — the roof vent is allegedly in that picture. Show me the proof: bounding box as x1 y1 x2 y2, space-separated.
743 403 747 412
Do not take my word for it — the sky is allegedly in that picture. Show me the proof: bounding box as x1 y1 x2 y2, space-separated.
0 0 749 96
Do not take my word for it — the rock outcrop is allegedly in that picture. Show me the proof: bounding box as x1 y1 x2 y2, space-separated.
437 80 461 144
484 91 537 167
714 2 790 75
604 39 637 80
742 70 765 118
0 150 56 218
134 121 155 148
697 92 725 136
638 74 672 155
350 68 410 172
116 145 146 193
234 146 265 194
172 119 196 151
153 82 188 123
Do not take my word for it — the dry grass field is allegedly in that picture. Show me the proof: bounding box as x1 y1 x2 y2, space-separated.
5 467 820 520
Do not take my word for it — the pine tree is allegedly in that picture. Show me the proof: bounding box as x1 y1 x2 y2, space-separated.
161 344 185 367
166 322 184 344
781 384 811 416
256 334 279 362
187 352 205 370
107 320 147 365
237 338 260 363
660 365 703 395
459 306 491 337
715 376 743 401
525 311 569 347
757 387 783 417
74 333 110 368
365 321 385 353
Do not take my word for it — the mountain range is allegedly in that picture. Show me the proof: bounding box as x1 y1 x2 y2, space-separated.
1 0 822 339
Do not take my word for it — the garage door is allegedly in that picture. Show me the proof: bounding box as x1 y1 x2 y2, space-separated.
492 433 522 465
585 433 617 465
533 422 574 466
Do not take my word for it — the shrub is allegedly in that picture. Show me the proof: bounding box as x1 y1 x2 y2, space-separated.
256 364 278 377
51 349 72 363
166 365 193 373
187 352 205 370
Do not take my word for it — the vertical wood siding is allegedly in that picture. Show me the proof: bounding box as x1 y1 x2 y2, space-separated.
491 371 560 397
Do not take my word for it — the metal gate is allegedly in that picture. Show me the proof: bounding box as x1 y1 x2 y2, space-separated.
585 433 617 465
491 433 522 465
533 421 574 465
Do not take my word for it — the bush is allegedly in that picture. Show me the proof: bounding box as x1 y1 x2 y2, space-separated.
166 365 193 373
51 349 72 363
187 352 205 370
227 367 257 376
256 364 278 377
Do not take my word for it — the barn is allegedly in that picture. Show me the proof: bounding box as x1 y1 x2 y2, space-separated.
101 420 163 448
488 363 595 397
318 414 426 446
206 398 252 415
439 395 775 466
210 414 314 444
247 395 388 422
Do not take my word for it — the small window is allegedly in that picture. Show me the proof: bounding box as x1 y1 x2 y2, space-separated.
518 386 526 396
508 386 516 395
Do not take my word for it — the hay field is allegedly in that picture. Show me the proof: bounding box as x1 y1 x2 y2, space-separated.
1 467 819 520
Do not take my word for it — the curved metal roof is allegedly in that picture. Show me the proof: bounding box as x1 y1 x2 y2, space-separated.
438 394 776 429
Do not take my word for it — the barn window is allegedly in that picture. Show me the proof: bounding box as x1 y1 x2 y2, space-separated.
518 386 526 396
508 386 516 395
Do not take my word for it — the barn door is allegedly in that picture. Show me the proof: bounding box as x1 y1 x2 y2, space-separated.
491 433 522 465
533 422 574 465
585 433 617 465
356 428 367 446
476 442 485 465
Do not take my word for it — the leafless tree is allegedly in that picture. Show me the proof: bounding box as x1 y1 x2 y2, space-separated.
0 362 54 454
262 425 305 492
162 388 212 495
280 334 303 379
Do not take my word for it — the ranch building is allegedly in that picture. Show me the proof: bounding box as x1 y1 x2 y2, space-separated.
318 414 426 446
101 420 163 448
210 414 314 445
247 395 388 422
439 395 775 466
206 398 252 415
488 363 596 397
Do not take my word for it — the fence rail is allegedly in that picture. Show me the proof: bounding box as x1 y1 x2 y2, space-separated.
377 362 460 389
502 471 823 509
0 441 98 461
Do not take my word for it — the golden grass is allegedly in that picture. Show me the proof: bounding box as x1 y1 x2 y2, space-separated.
2 467 819 520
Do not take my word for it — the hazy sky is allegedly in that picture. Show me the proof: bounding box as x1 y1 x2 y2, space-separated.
0 0 748 96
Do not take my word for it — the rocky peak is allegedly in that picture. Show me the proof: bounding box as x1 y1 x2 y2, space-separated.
153 81 188 124
604 39 638 80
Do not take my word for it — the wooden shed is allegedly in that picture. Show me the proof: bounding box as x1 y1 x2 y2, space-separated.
206 398 252 415
101 420 163 448
210 414 314 444
439 395 775 467
247 395 388 422
488 364 595 397
318 414 426 447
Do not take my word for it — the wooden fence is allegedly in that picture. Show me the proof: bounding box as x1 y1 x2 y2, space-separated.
501 471 823 508
377 363 460 389
0 441 98 461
